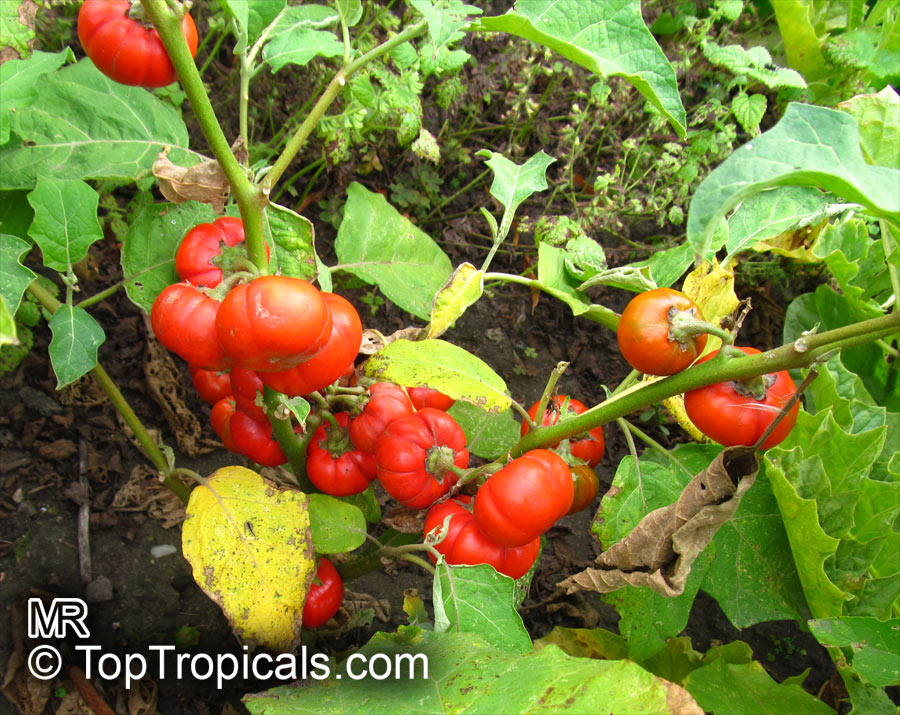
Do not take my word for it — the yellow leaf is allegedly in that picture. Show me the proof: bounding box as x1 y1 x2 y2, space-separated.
751 220 826 262
425 263 484 339
681 260 740 354
182 466 316 651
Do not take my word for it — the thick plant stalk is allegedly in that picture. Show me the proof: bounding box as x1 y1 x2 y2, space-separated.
26 281 190 503
512 311 900 457
140 0 269 271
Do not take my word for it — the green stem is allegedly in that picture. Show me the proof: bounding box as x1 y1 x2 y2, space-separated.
510 311 900 457
262 18 428 193
621 419 693 479
263 387 318 492
26 280 190 504
483 272 620 331
140 0 269 272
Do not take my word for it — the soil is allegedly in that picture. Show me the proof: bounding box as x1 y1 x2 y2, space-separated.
2 2 851 713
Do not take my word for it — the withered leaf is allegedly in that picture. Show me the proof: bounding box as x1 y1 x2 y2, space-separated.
558 447 759 598
152 139 247 214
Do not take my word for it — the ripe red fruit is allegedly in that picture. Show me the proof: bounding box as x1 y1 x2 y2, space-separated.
522 396 605 467
302 557 343 629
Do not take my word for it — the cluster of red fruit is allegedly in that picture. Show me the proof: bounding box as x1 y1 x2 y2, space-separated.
150 217 363 466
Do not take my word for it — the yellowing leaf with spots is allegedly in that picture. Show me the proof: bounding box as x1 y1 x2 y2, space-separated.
182 466 316 652
681 260 740 354
426 262 484 339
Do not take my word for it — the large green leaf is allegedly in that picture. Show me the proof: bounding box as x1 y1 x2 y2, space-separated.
364 338 511 413
244 628 698 713
0 60 203 189
688 103 900 260
809 617 900 687
771 0 829 81
477 0 686 137
120 201 217 313
812 218 893 303
784 286 899 411
596 447 713 661
265 202 316 281
335 182 452 320
724 186 831 260
838 86 900 169
26 177 101 273
47 305 105 389
0 234 36 317
684 656 834 715
0 49 72 145
432 561 532 654
703 469 808 628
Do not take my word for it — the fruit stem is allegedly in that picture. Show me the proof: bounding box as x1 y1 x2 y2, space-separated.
668 306 734 346
528 361 569 431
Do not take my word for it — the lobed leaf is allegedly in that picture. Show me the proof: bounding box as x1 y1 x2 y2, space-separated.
446 400 520 460
0 60 203 190
477 0 686 137
432 560 532 654
0 234 36 317
336 182 452 320
26 177 101 273
0 49 72 145
47 305 105 388
244 628 699 713
687 103 900 260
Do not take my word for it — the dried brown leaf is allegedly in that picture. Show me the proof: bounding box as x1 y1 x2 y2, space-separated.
142 315 219 458
152 139 247 214
558 447 759 597
381 506 426 534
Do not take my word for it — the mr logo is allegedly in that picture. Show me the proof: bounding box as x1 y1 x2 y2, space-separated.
28 598 90 639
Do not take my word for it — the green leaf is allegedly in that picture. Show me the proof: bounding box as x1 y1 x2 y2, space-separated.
838 86 900 169
425 262 484 339
432 561 532 654
534 626 629 661
262 5 343 73
536 242 592 316
732 93 767 135
603 552 714 662
809 617 900 687
478 0 686 138
771 0 829 81
0 234 36 317
724 186 831 260
0 190 34 240
0 0 36 61
704 469 808 628
335 182 452 320
0 295 16 348
684 657 834 714
784 286 898 410
337 485 380 524
47 305 105 389
838 662 898 715
335 0 363 27
410 0 482 53
687 103 900 260
0 49 72 145
0 60 203 190
120 202 217 313
26 177 101 272
245 628 700 713
766 408 899 618
265 202 316 281
638 637 704 685
446 400 519 460
813 218 892 303
307 493 367 554
364 338 511 413
596 447 714 661
478 150 555 239
702 42 807 89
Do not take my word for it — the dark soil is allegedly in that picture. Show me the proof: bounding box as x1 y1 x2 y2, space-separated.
2 2 845 713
